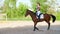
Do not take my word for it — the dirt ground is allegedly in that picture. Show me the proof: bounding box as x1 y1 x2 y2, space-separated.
0 21 60 34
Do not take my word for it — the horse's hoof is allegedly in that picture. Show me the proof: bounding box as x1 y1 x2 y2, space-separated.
33 29 36 31
47 29 49 30
33 30 35 31
36 28 39 31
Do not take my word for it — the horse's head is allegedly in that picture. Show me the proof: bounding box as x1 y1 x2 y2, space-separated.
25 9 34 17
25 9 30 17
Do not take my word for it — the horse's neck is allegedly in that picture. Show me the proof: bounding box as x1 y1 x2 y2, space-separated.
29 11 36 19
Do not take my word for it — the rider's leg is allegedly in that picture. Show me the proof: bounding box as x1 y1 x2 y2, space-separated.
36 11 41 19
38 14 40 19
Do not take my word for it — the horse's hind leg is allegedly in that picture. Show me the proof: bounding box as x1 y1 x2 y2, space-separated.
47 22 50 30
33 22 39 31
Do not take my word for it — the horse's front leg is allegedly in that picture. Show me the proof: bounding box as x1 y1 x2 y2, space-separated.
33 22 39 31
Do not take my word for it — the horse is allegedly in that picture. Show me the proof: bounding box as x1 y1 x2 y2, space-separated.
25 9 56 31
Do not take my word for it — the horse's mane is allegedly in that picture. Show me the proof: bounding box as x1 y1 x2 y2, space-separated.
27 9 36 15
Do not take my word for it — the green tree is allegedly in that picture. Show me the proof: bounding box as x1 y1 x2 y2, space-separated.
4 0 16 18
31 0 48 13
4 0 28 19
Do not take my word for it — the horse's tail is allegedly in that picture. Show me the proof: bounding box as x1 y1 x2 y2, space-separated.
50 14 56 23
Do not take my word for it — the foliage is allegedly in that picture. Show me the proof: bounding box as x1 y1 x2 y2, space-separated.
31 0 48 13
1 0 60 20
56 12 60 20
4 0 28 19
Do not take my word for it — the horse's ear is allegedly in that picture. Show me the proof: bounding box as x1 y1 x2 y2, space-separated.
26 9 27 10
26 9 28 12
26 9 29 11
27 9 28 10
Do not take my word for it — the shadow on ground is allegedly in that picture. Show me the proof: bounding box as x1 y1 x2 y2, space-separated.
0 25 60 34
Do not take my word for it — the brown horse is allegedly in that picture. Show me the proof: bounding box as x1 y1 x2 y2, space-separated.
25 9 56 31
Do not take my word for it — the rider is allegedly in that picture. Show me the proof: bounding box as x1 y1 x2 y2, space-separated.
36 2 41 19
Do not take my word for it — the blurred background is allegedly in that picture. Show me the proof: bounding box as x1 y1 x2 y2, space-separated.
0 0 60 21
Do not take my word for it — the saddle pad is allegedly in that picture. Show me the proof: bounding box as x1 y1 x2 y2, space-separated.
40 14 44 19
